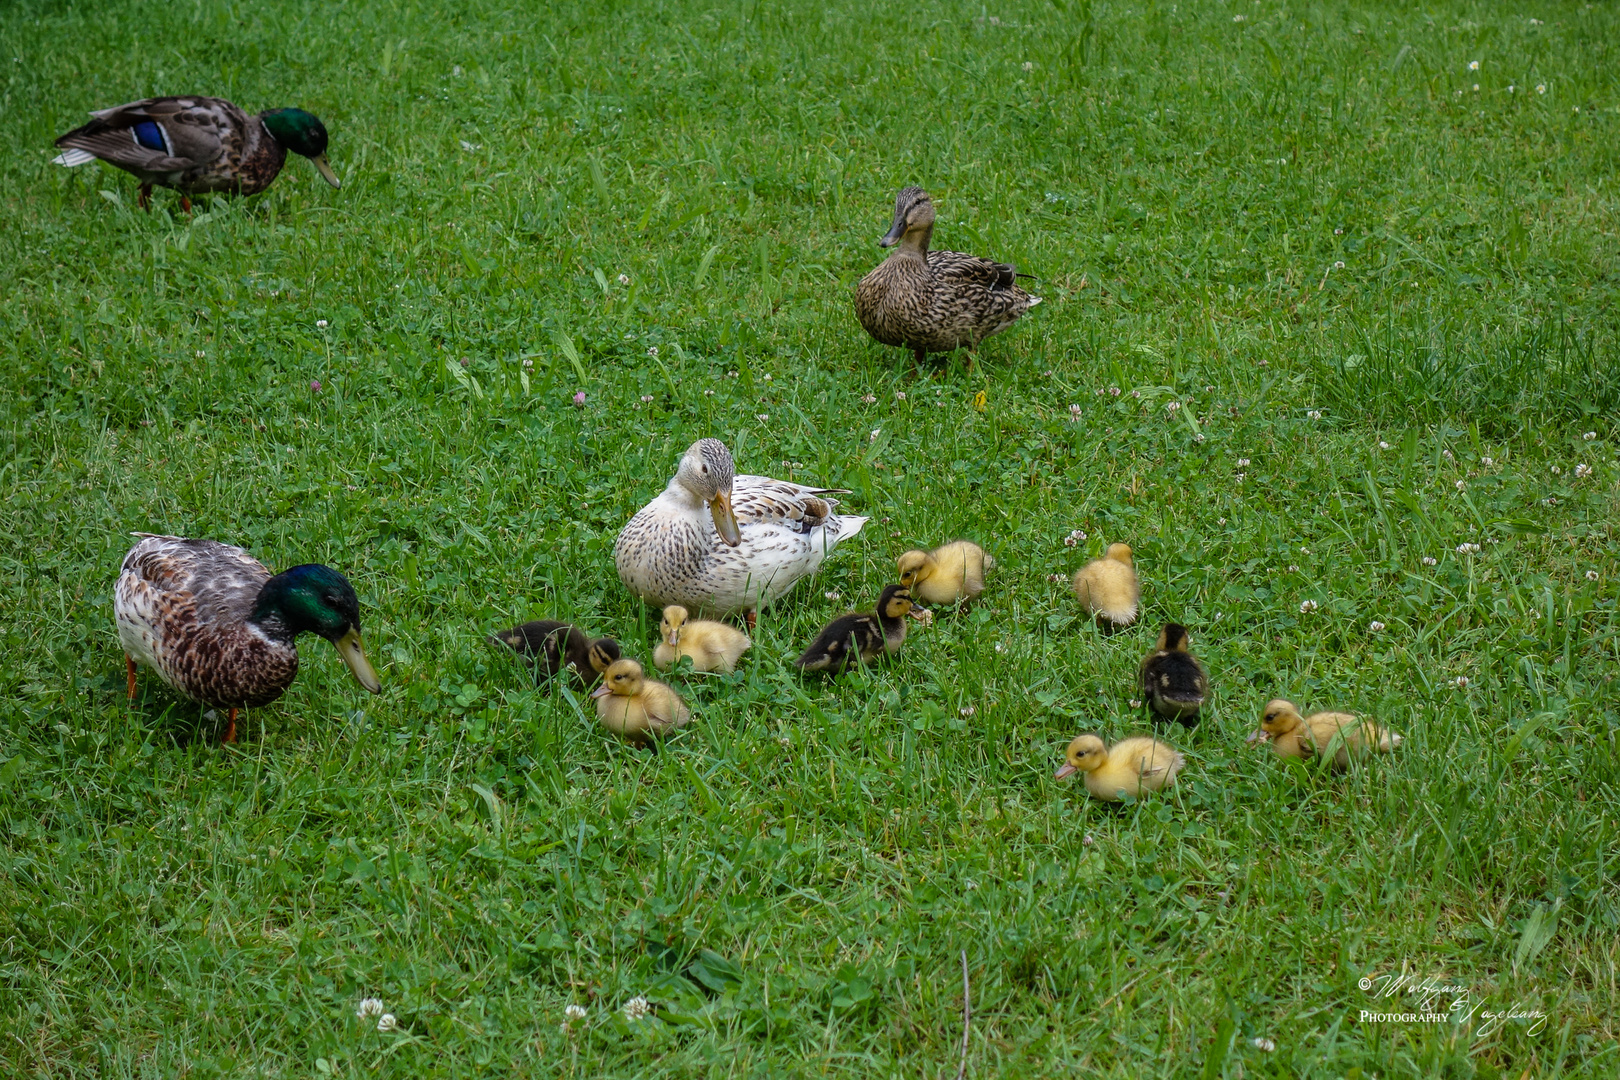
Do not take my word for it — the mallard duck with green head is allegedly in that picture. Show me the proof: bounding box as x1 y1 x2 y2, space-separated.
115 534 380 742
53 97 339 212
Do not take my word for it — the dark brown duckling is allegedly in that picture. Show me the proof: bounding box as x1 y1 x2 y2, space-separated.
488 620 620 686
795 585 914 674
1139 623 1208 727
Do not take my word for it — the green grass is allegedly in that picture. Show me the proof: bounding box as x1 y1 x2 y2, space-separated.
3 0 1619 1075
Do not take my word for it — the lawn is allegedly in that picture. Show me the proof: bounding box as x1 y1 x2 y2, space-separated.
2 0 1619 1076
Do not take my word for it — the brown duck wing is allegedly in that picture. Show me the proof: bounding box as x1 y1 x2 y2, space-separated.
57 96 239 173
927 250 1020 290
122 534 271 628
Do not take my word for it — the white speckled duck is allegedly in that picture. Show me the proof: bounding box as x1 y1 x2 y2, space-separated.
614 439 867 626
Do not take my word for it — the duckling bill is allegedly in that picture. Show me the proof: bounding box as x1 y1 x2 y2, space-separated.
795 585 913 673
1139 623 1207 727
489 620 620 685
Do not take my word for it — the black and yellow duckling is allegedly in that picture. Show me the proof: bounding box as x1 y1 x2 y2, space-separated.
854 187 1041 368
653 605 751 673
1139 623 1208 727
794 585 914 674
488 620 621 686
1072 542 1139 631
1054 734 1184 801
53 97 338 212
1246 699 1403 771
896 541 994 613
589 659 691 746
114 533 380 743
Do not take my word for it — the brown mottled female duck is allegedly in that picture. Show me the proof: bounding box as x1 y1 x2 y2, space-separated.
53 97 339 212
115 534 379 742
854 186 1041 368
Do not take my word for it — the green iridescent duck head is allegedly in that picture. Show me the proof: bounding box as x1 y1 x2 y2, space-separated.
251 564 379 692
260 108 340 188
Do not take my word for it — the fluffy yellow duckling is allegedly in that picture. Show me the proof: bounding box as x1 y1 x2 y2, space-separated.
1054 734 1184 801
1246 698 1403 770
896 541 994 611
1072 543 1138 630
653 605 751 673
589 658 691 746
1139 623 1208 727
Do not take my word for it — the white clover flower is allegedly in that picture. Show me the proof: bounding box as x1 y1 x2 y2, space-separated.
1233 13 1245 20
756 413 769 423
1456 542 1481 554
1368 621 1386 632
1217 517 1227 525
895 390 906 400
861 394 876 404
824 590 840 601
869 428 880 442
1166 401 1181 413
1574 463 1592 478
703 388 715 396
1536 84 1546 94
1064 534 1078 547
357 998 385 1019
1481 456 1494 466
1299 599 1319 613
1129 699 1143 708
1252 1037 1277 1052
641 394 654 403
1194 432 1205 442
1307 410 1323 420
1378 441 1390 450
646 346 658 357
1442 449 1455 460
618 273 630 286
1083 833 1094 846
763 373 773 381
1048 573 1066 583
1022 61 1034 71
522 357 534 369
377 1014 400 1032
994 641 1006 653
622 996 651 1021
315 319 329 329
1473 84 1480 92
565 1004 588 1021
1509 84 1516 93
1333 260 1345 270
1236 458 1251 467
1234 473 1246 482
1582 431 1596 441
1110 386 1121 396
1551 465 1562 475
1468 60 1480 71
1287 565 1299 573
959 705 976 717
1069 403 1082 418
1454 676 1469 689
1455 479 1467 491
1422 556 1437 566
1586 570 1600 581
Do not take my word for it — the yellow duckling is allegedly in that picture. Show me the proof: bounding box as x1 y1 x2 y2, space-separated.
1054 734 1184 800
1246 698 1402 770
653 605 751 673
589 658 691 746
1072 542 1139 630
896 541 994 611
